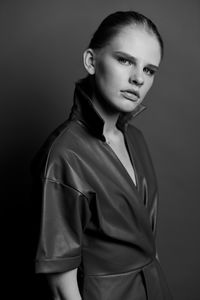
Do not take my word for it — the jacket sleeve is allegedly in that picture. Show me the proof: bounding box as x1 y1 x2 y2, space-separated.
35 178 91 274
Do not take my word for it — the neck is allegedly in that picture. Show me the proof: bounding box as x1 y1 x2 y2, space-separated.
92 94 120 137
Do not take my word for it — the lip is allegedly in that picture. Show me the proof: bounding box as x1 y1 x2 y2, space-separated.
121 89 140 102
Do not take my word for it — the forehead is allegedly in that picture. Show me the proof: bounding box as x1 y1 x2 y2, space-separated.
103 25 161 65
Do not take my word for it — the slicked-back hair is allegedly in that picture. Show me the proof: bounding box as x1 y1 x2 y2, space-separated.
88 11 164 59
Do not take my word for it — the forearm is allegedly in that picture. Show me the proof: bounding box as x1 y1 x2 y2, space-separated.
47 268 82 300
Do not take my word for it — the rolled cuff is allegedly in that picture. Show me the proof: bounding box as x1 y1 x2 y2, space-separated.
35 255 81 274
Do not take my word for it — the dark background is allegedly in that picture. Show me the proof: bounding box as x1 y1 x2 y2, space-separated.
1 0 200 299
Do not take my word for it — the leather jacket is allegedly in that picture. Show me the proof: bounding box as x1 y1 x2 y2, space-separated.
33 77 172 299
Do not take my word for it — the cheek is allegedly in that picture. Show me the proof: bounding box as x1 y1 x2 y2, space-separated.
144 78 154 92
140 79 154 99
95 60 106 77
96 59 120 84
96 59 111 79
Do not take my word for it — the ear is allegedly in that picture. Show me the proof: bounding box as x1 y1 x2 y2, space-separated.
83 48 96 75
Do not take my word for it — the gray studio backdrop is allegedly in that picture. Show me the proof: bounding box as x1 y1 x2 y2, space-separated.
1 1 200 299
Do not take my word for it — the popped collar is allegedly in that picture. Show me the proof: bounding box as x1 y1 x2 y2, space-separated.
69 77 146 141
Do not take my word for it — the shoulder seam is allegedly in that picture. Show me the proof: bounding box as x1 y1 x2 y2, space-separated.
42 177 89 199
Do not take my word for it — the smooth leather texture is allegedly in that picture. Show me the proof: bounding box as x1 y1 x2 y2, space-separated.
33 77 172 299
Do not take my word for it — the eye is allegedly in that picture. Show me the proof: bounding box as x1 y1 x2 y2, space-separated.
144 67 156 77
117 57 132 66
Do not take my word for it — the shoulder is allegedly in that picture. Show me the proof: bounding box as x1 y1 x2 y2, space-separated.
126 124 158 190
31 119 82 180
126 123 146 144
126 123 153 163
31 119 94 197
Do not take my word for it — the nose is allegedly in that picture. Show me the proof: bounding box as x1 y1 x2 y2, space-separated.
129 67 144 87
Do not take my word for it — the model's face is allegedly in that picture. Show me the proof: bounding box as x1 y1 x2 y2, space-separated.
92 25 161 113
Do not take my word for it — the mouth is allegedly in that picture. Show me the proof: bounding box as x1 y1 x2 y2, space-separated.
121 89 140 102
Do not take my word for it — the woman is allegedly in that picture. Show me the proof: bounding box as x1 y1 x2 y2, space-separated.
33 10 172 300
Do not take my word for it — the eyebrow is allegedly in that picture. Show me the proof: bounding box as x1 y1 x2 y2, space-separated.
113 51 159 71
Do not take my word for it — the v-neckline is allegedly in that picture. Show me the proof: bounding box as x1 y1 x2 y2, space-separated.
103 133 139 192
123 131 139 189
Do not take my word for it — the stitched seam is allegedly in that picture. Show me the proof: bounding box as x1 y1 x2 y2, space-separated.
42 177 89 200
36 255 81 262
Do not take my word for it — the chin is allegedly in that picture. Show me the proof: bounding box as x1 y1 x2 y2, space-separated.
118 102 139 113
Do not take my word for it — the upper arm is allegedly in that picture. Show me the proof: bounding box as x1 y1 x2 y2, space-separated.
35 178 91 274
